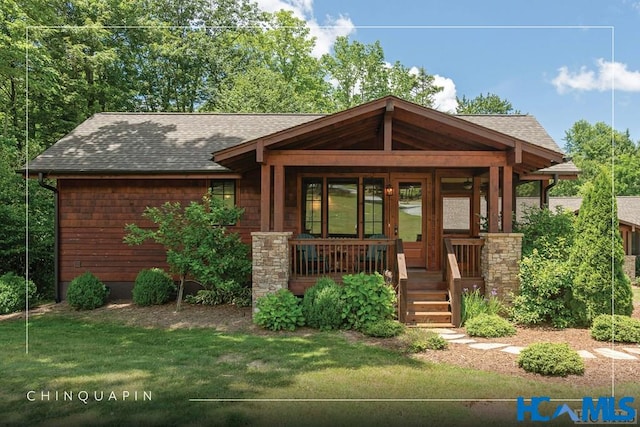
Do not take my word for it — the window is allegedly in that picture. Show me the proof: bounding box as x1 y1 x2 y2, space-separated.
301 177 385 238
443 196 471 235
211 180 236 208
302 179 322 235
328 178 358 237
363 179 384 237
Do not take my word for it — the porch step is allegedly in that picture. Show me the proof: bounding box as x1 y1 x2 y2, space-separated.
405 311 453 324
406 289 449 300
407 323 456 328
407 301 450 312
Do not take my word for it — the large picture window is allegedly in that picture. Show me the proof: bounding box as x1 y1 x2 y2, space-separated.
301 177 384 238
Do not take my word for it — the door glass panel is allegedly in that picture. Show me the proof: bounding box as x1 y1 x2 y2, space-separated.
328 179 358 237
398 182 422 243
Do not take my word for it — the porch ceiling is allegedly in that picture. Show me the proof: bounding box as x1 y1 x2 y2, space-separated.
213 96 565 175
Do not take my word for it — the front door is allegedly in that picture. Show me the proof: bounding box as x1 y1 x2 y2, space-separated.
391 178 428 268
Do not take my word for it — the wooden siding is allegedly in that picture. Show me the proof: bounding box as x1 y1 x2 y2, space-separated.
58 175 262 288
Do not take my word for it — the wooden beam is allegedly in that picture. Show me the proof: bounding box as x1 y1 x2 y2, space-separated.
273 164 285 232
384 105 393 151
256 139 264 163
268 150 507 167
260 164 271 231
488 166 499 233
507 140 522 165
502 165 513 233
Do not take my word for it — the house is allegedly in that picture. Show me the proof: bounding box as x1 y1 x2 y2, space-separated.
517 196 640 281
27 96 577 326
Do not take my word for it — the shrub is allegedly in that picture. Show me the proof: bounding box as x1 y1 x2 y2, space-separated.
590 314 640 343
569 170 633 324
66 272 109 310
0 272 37 314
341 272 396 330
512 241 578 329
401 328 448 352
361 319 405 338
302 277 344 331
515 205 575 258
461 285 506 325
185 280 251 307
518 343 584 377
132 268 176 306
465 314 516 338
254 289 305 331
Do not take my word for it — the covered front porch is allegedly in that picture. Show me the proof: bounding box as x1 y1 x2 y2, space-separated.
213 96 568 327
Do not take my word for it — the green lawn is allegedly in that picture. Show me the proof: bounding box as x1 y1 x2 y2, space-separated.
3 314 639 426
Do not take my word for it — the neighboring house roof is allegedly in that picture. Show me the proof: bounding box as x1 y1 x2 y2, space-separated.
27 96 566 175
517 196 640 228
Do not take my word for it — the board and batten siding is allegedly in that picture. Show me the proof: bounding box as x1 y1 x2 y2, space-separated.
58 173 263 298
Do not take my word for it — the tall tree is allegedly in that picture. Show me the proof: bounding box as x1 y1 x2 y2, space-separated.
456 92 520 114
568 167 634 325
552 120 639 196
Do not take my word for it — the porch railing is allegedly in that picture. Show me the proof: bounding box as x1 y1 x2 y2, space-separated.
447 237 484 278
443 238 462 327
395 239 408 323
289 237 395 278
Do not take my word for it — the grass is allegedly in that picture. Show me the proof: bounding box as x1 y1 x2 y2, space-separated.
3 314 639 426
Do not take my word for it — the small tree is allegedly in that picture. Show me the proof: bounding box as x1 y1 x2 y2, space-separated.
568 168 634 324
124 191 251 311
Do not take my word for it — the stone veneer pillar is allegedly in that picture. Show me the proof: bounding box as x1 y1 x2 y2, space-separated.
624 255 637 284
480 233 523 302
251 231 292 311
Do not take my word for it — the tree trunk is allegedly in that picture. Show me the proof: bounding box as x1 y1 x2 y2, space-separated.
176 275 185 312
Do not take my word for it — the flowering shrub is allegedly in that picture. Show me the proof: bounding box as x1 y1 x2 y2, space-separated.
461 285 505 326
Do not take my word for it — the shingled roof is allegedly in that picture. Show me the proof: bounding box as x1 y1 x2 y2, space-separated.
27 102 565 175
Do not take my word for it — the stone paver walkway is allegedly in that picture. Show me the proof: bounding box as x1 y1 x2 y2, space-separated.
428 329 639 361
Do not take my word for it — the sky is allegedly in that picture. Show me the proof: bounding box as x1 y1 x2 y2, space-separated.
255 0 640 151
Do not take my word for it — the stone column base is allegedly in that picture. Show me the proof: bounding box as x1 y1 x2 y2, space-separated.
251 232 292 311
480 233 523 302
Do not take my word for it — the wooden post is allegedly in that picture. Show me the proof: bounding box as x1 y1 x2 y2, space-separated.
502 165 513 233
488 166 499 232
273 164 285 231
472 176 482 236
260 164 271 231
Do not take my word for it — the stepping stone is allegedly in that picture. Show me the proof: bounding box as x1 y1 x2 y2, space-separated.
623 348 640 355
468 343 509 350
577 350 597 359
501 346 524 354
439 333 466 340
449 338 477 344
426 328 457 334
594 348 638 360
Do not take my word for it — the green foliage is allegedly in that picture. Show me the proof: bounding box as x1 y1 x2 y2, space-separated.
185 281 251 307
515 206 575 258
465 314 516 338
132 268 176 306
590 314 640 343
517 343 584 377
0 272 37 314
456 92 520 114
361 320 405 338
66 272 109 310
302 277 344 331
340 272 397 330
461 286 506 325
568 169 634 325
124 191 251 311
254 289 305 332
512 241 578 329
401 329 448 352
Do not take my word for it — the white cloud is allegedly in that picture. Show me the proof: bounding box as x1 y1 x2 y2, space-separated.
432 75 458 113
552 59 640 93
254 0 354 57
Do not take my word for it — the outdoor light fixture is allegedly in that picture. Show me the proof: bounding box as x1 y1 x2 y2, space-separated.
385 184 394 197
463 178 473 190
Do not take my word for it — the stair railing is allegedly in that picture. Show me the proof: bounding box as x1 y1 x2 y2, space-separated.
443 238 462 327
395 239 408 323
